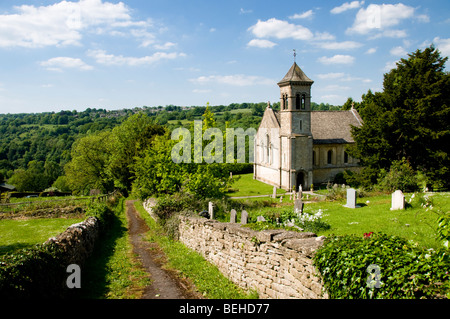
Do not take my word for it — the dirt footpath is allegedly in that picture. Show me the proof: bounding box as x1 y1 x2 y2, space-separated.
125 200 201 299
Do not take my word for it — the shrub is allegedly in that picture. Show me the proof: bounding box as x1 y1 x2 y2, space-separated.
313 232 450 299
377 158 418 192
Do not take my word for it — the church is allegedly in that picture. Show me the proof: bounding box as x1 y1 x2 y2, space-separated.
253 62 363 191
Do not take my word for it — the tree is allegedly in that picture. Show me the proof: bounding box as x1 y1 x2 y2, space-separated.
65 131 113 195
348 45 450 189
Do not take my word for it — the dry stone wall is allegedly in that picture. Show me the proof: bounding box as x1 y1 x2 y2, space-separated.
177 215 328 299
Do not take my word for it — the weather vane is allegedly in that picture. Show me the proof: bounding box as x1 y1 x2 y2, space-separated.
293 49 297 62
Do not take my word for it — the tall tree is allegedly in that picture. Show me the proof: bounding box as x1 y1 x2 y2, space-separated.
348 45 450 188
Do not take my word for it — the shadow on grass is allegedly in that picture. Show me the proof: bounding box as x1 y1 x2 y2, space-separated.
76 211 127 299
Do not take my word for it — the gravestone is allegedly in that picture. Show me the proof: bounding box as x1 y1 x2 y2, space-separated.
272 186 277 198
280 196 283 203
294 199 304 214
344 188 359 208
257 216 266 222
241 210 248 225
391 190 405 210
208 201 214 219
230 209 237 223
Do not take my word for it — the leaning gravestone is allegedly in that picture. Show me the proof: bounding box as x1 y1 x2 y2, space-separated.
294 199 304 214
208 201 214 219
241 210 248 225
272 186 277 198
391 190 405 210
230 209 237 223
344 188 359 208
257 216 266 222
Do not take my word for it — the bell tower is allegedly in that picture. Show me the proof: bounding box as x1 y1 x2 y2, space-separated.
277 61 314 191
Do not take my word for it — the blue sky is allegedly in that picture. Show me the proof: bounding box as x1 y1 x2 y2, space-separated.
0 0 449 114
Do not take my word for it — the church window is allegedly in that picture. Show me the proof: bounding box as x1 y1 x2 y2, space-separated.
313 150 316 166
299 120 302 131
327 150 333 165
284 94 288 108
296 94 300 109
344 151 349 163
301 94 306 109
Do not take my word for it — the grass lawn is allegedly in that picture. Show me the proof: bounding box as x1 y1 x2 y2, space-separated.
0 217 84 255
226 173 449 250
226 173 286 197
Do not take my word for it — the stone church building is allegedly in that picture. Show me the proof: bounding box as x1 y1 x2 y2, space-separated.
253 62 363 191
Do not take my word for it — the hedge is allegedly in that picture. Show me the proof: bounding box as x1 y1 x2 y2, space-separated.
313 232 450 299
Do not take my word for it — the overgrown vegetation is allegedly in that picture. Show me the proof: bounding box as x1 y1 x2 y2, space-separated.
313 232 450 299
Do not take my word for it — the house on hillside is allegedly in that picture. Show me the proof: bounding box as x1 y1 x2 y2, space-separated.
253 62 363 191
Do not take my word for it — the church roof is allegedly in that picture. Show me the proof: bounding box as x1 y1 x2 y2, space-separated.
311 108 363 144
277 62 314 86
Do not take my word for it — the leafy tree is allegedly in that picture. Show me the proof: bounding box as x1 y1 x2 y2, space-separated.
348 45 450 189
65 131 114 195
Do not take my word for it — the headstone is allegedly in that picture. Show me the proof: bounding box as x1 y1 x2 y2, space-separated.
241 210 248 225
280 196 283 203
344 188 359 208
257 216 266 222
272 186 277 198
208 201 214 219
230 209 237 223
391 190 405 210
230 172 233 179
294 199 304 214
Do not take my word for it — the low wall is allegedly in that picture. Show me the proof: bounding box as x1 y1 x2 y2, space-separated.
45 216 99 265
177 215 328 299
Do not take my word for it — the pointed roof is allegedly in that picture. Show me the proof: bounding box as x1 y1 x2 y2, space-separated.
277 62 314 86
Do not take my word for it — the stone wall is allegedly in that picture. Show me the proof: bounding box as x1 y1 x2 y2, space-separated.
177 215 328 299
45 216 99 266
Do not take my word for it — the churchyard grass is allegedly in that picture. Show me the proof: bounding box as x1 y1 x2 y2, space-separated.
134 201 258 299
0 217 84 255
226 173 286 197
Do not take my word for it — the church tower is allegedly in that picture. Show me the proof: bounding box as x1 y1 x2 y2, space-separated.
277 62 314 191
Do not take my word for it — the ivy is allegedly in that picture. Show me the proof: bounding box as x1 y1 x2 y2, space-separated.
313 232 450 299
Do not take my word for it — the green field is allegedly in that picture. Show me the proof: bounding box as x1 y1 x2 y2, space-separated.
0 217 84 255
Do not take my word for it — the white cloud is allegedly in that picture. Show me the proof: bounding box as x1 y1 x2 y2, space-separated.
347 3 414 36
153 42 177 50
365 47 377 54
314 32 336 41
87 49 186 66
40 57 93 71
247 39 277 48
248 18 313 41
331 1 365 14
313 41 363 50
240 8 253 15
289 10 314 20
433 37 450 57
390 46 407 57
0 0 135 48
189 74 273 87
383 60 398 72
0 0 157 48
317 55 355 65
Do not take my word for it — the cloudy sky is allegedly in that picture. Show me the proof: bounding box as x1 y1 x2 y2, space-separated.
0 0 449 114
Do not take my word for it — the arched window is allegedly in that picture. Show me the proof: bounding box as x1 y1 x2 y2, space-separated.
344 151 349 164
296 94 300 109
327 150 332 165
301 94 306 109
313 150 316 166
